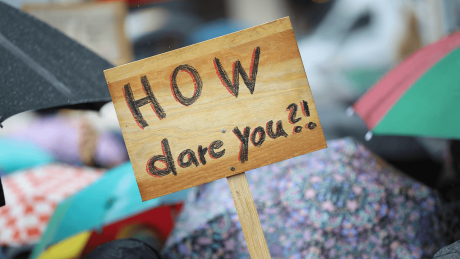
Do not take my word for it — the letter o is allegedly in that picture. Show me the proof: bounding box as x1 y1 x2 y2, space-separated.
170 64 203 106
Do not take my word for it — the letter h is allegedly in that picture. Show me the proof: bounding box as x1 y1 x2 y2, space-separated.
123 75 166 129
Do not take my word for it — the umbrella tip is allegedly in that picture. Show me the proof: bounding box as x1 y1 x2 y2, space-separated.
0 123 3 129
364 131 373 141
346 106 355 117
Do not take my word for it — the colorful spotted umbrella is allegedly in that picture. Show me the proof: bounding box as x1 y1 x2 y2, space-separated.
0 164 102 245
162 138 447 259
352 31 460 140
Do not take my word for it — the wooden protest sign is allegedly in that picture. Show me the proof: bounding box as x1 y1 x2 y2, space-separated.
104 17 327 258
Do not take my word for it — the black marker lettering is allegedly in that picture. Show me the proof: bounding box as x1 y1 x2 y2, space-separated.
266 120 288 139
233 126 250 163
177 149 199 168
123 76 166 129
293 126 302 134
170 64 203 106
250 126 266 147
146 138 177 177
209 140 225 159
286 103 301 124
301 100 310 117
307 122 317 130
197 145 208 165
213 47 260 98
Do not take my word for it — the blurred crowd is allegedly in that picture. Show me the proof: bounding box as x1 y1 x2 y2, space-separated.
2 0 458 188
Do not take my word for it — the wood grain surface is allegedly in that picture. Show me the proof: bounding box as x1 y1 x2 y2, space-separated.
227 173 271 259
104 17 327 201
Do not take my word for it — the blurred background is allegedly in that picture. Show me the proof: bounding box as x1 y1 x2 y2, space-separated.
2 0 459 188
0 0 460 258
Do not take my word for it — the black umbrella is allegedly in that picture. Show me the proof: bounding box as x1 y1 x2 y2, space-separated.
0 178 4 207
0 2 114 126
433 240 460 259
85 239 162 259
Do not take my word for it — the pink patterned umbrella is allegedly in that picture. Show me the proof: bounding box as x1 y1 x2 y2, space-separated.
0 164 103 245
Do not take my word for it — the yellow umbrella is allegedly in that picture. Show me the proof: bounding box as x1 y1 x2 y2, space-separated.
37 231 91 259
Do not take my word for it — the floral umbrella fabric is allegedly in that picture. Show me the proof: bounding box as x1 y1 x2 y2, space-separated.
162 138 446 259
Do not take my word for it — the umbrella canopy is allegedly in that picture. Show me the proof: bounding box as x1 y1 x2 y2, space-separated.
36 231 91 259
0 178 4 207
30 162 189 259
353 31 460 139
0 164 102 245
433 240 460 259
85 238 162 259
162 138 446 258
0 2 113 125
0 138 55 175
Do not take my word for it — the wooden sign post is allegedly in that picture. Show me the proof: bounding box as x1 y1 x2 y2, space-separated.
104 17 327 258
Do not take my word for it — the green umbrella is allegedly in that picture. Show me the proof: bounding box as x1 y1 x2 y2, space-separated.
352 30 460 140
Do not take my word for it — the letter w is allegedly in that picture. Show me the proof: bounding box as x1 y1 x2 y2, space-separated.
123 75 166 129
213 47 260 98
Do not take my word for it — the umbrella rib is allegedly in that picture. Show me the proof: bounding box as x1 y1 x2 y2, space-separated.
0 32 74 97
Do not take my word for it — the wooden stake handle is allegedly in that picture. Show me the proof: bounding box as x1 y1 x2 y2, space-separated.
227 172 271 259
